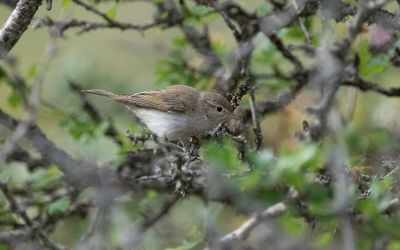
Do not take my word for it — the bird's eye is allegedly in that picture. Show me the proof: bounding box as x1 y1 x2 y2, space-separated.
216 106 223 112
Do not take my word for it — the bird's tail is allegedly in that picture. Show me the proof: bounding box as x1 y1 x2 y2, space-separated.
81 89 116 98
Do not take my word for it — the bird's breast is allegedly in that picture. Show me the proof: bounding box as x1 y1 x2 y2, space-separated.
132 108 211 140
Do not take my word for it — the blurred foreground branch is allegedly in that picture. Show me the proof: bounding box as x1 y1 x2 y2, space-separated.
0 0 43 56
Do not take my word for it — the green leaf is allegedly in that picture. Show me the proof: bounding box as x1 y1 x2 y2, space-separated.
0 244 9 250
61 0 71 8
60 112 109 141
172 37 188 48
250 149 275 170
48 197 71 215
257 3 273 16
280 213 308 236
389 241 400 250
159 10 169 20
166 227 202 250
237 169 264 191
106 4 118 20
271 143 319 180
358 38 389 78
27 64 37 78
211 40 226 54
191 5 213 17
94 121 110 137
201 139 240 171
8 91 22 108
315 231 334 247
183 17 197 27
32 166 63 190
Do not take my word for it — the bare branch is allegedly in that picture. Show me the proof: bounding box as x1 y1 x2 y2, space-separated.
33 17 162 37
343 78 400 97
217 202 287 248
72 0 116 24
260 0 319 36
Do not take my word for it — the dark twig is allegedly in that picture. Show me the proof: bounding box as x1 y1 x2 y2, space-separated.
72 0 116 24
211 2 242 41
34 17 162 37
245 76 263 150
269 34 304 72
343 78 400 97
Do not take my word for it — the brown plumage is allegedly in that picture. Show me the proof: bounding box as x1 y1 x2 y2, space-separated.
83 85 200 113
82 85 234 139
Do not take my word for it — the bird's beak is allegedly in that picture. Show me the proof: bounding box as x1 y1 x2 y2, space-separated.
229 113 243 121
227 113 243 135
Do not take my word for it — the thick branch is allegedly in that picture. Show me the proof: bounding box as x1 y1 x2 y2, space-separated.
260 0 319 36
0 0 42 55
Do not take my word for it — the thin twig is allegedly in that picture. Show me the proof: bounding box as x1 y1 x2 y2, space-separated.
72 0 116 24
218 202 286 247
343 78 400 97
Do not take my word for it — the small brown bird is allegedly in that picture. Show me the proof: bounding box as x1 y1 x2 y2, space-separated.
82 85 235 140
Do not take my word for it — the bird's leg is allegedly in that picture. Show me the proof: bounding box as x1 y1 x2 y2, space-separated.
189 136 200 155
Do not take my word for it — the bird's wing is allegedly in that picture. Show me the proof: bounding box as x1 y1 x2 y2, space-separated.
113 85 198 114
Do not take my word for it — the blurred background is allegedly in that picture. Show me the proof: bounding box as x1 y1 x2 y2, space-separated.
1 0 400 249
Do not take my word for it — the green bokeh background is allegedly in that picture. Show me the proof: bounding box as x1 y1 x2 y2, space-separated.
1 1 400 249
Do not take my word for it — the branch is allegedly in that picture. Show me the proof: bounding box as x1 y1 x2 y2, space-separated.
0 229 31 244
217 202 287 248
0 0 43 55
343 78 400 97
260 0 319 36
72 0 115 24
269 34 304 72
0 109 114 188
34 17 162 37
305 0 388 140
0 181 65 250
239 71 309 123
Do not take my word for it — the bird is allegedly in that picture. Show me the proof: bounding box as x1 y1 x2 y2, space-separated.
82 85 235 140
